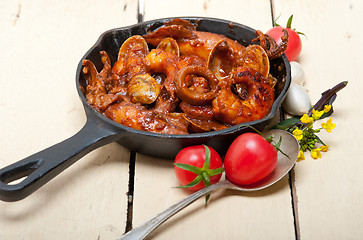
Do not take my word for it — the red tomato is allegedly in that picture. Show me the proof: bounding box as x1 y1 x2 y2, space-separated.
266 27 302 62
174 145 223 191
224 133 277 185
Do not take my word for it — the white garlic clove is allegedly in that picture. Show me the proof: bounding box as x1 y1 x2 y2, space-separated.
290 61 305 85
282 83 311 116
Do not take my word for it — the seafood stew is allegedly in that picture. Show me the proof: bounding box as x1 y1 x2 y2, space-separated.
0 18 290 202
81 18 289 134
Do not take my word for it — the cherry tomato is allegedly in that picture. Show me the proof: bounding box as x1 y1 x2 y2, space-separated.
266 15 303 62
224 133 277 185
266 26 302 62
174 145 223 191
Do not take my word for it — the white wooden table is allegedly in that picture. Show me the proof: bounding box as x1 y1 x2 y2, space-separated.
0 0 361 239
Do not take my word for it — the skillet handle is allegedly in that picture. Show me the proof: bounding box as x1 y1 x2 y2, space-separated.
0 118 120 202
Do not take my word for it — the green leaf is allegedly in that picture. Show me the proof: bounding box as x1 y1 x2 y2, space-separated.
176 175 202 189
174 163 203 175
205 194 211 206
286 15 293 29
296 31 307 37
271 116 300 130
202 145 211 171
201 172 211 206
201 171 210 187
273 14 281 27
265 134 274 143
208 167 225 176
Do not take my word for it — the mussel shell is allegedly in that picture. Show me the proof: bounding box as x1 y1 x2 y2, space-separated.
207 39 234 80
118 35 149 60
240 45 269 77
127 74 161 105
156 37 180 56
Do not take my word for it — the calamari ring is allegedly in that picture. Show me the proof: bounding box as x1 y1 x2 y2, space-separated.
176 66 219 105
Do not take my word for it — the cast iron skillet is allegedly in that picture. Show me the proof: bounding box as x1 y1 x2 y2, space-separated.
0 17 291 202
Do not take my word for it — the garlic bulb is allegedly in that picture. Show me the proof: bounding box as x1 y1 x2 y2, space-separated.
283 83 311 115
290 61 305 85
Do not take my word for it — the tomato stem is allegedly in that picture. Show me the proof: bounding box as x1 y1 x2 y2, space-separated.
273 14 306 37
239 125 290 159
286 15 293 29
271 136 291 159
202 145 211 170
238 125 263 135
273 14 281 27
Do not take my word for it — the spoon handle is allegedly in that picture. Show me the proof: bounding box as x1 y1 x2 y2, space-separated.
119 180 230 240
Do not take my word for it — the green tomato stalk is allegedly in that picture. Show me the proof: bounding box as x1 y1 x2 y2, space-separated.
274 14 306 37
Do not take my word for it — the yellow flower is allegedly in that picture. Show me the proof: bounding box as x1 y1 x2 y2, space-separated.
300 114 314 124
324 105 332 113
312 109 324 120
293 129 303 141
297 150 305 161
321 118 336 133
311 148 322 159
320 145 329 152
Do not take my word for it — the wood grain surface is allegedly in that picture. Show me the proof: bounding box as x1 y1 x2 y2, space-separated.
0 0 361 239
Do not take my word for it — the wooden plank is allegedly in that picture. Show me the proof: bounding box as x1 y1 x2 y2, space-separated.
273 0 363 239
133 155 295 239
131 1 296 239
144 0 273 28
0 1 138 239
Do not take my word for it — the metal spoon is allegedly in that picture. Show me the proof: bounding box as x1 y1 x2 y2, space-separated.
119 129 299 240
